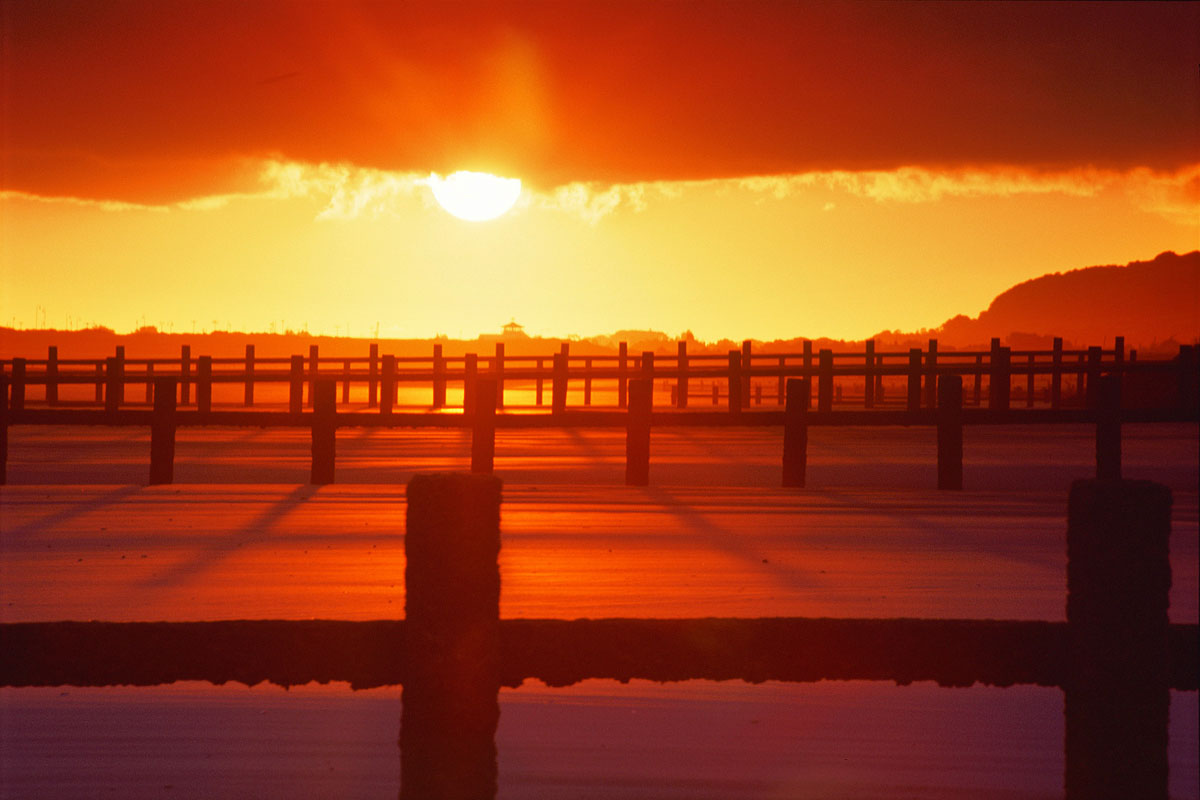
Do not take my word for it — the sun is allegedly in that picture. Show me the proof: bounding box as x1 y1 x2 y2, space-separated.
427 171 522 221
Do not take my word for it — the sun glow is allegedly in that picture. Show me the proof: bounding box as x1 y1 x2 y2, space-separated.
427 171 522 221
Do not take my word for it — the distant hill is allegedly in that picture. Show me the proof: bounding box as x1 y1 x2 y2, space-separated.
931 251 1199 351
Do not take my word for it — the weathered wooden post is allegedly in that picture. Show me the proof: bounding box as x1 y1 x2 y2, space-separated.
493 342 505 410
289 355 304 416
618 341 629 408
401 473 501 800
937 374 963 490
368 343 379 408
802 340 813 374
307 344 319 407
626 378 652 486
145 362 154 403
1075 352 1087 405
973 354 983 406
432 344 446 409
104 356 120 417
990 345 1011 411
1095 374 1121 481
782 378 810 488
464 353 478 416
1114 335 1125 365
906 348 922 413
311 378 336 485
740 340 752 409
472 379 497 475
1085 346 1102 409
149 377 176 486
1051 337 1064 409
678 341 689 410
535 358 544 406
776 355 786 407
381 355 396 416
583 358 593 405
1065 479 1170 800
46 346 58 405
1026 353 1036 408
9 358 26 413
0 375 8 485
864 340 875 409
924 338 938 409
342 359 351 404
817 349 833 413
93 362 103 403
243 344 255 407
196 356 212 415
551 352 567 416
114 346 126 406
180 345 191 405
727 351 742 415
641 350 654 382
1178 344 1199 413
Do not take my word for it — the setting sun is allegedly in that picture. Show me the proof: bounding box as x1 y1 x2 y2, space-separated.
427 170 522 221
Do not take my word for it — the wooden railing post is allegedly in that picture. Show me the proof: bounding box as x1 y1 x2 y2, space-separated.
196 356 212 415
776 355 786 407
1066 479 1170 800
104 356 120 417
989 342 1011 411
864 340 875 409
145 362 154 403
625 378 652 486
727 351 741 415
817 349 833 413
180 345 191 405
114 346 125 406
583 358 593 406
906 348 922 413
618 341 629 408
535 359 544 406
1114 335 1125 365
342 360 351 404
289 355 304 416
311 378 337 485
1178 344 1199 414
677 341 689 410
401 473 501 800
1026 353 1036 408
10 358 26 413
464 353 478 416
307 344 319 407
380 355 396 416
472 379 497 475
1096 374 1121 481
0 375 9 485
493 343 505 410
641 350 654 383
1085 346 1102 409
782 378 810 488
1051 337 1063 409
149 377 176 486
432 344 446 409
368 343 379 408
740 340 752 409
551 352 566 415
1075 352 1086 406
243 344 255 407
924 338 938 409
972 354 983 406
937 374 963 490
46 346 58 405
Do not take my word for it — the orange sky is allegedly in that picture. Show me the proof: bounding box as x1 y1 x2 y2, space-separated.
1 1 1197 341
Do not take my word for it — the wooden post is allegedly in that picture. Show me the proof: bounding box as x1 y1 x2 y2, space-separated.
1065 479 1170 800
92 362 102 403
472 379 497 474
1114 336 1125 365
1026 353 1035 408
1075 352 1087 406
641 350 654 382
551 352 567 415
990 344 1011 411
817 349 833 413
802 340 813 374
381 355 396 416
196 356 212 415
145 361 154 403
924 338 938 409
625 378 652 486
1051 337 1063 409
289 355 304 416
863 340 875 409
782 378 810 488
10 358 26 413
46 346 58 405
535 358 544 406
0 376 7 485
464 353 478 416
618 341 629 408
973 354 983 406
342 359 351 404
776 355 786 407
307 344 318 407
180 344 191 405
677 341 689 410
368 343 379 408
727 351 741 415
402 473 501 800
432 344 446 409
906 348 922 413
1085 346 1102 409
493 343 505 410
1096 374 1121 481
937 375 963 490
149 377 176 486
311 378 336 485
1178 344 1199 413
712 383 720 406
583 358 593 406
104 356 120 417
741 340 752 409
114 346 125 406
243 344 255 407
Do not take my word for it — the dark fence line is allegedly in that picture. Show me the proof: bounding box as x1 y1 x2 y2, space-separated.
4 338 1195 418
1 474 1194 800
